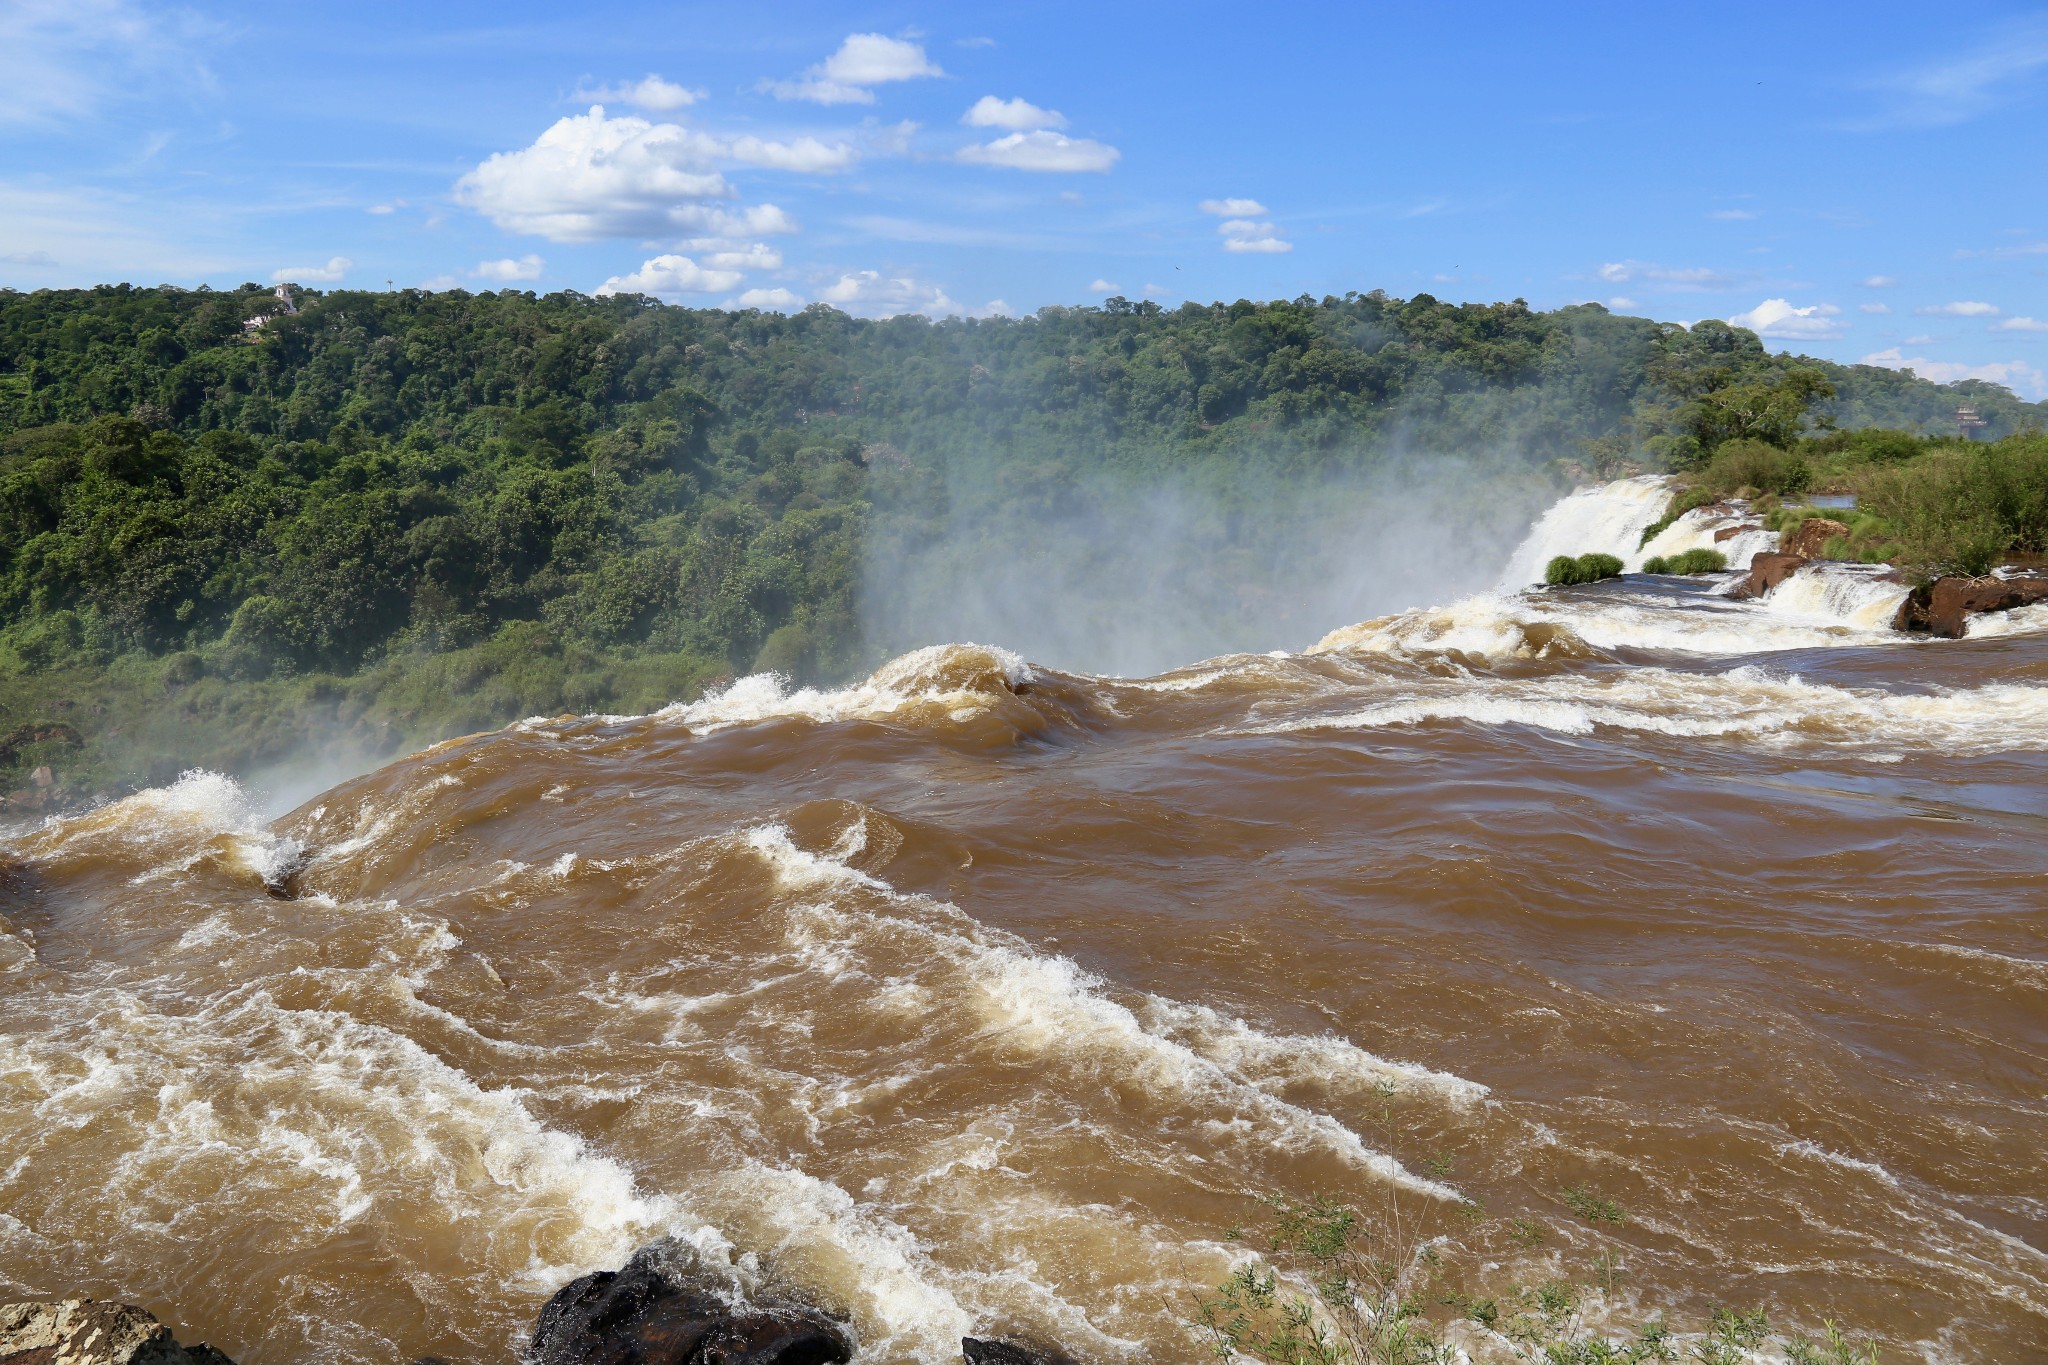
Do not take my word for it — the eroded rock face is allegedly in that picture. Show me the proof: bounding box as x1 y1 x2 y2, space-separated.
961 1338 1080 1364
1779 518 1851 560
1736 552 1809 599
1896 573 2048 637
0 1301 234 1365
529 1244 853 1365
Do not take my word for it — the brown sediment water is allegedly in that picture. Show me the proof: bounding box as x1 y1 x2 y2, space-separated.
1 481 2045 1363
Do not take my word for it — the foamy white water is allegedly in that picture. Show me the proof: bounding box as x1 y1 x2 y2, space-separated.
1496 476 1672 587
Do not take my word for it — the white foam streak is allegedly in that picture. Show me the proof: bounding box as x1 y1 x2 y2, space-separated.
1260 666 2048 753
651 644 1033 735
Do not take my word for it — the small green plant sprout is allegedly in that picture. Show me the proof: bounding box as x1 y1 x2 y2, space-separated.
1688 1307 1771 1365
1561 1187 1627 1225
1508 1218 1548 1247
1421 1153 1456 1179
1785 1321 1882 1365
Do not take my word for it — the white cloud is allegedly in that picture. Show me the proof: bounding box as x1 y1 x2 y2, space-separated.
1200 197 1269 217
595 253 744 298
1915 300 2000 316
1597 260 1734 289
272 256 350 284
687 242 782 270
962 95 1065 130
1903 334 1937 345
455 107 819 241
1859 346 2047 398
956 36 996 49
1860 302 1891 314
817 269 959 318
1141 283 1174 298
1218 218 1291 254
1862 275 1898 287
733 286 802 310
1709 209 1758 220
1726 297 1846 340
1608 297 1638 310
418 273 462 291
367 202 399 216
1994 316 2048 332
767 33 942 105
474 254 544 281
979 299 1013 317
576 75 703 112
1089 278 1120 293
957 130 1119 172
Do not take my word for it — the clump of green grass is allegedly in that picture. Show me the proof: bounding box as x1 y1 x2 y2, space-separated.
1638 486 1717 547
1561 1187 1627 1225
1546 553 1625 587
1639 548 1727 576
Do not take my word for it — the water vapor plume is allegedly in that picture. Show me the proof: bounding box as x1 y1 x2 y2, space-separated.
860 449 1559 676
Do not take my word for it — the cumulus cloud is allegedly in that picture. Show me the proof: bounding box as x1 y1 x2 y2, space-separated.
1200 197 1269 217
817 269 959 318
1608 297 1639 311
1993 316 2048 332
1915 300 1999 316
595 253 744 298
1860 302 1891 314
474 254 544 281
1726 298 1846 340
682 241 783 270
1089 278 1120 292
272 256 350 284
1859 347 2047 398
575 75 703 111
957 130 1119 172
1217 218 1290 253
767 33 941 105
962 95 1066 130
455 107 825 241
733 286 803 310
1597 260 1734 289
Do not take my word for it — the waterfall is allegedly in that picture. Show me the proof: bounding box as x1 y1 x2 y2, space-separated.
1497 476 1672 587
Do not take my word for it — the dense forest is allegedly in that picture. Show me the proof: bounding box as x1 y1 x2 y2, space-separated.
1 282 2042 800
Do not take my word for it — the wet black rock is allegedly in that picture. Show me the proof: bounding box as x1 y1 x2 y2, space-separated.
961 1338 1080 1364
530 1244 852 1365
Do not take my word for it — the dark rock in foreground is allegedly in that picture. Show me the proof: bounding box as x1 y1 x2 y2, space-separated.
962 1337 1080 1364
0 1301 234 1365
530 1243 853 1365
1895 573 2048 637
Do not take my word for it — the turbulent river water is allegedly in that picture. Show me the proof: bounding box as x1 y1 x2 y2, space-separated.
3 478 2046 1363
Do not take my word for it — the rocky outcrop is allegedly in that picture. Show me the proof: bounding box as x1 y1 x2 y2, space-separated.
0 1301 234 1365
961 1339 1079 1365
1894 573 2048 637
1735 552 1808 599
1712 522 1763 544
530 1243 852 1365
1778 518 1851 560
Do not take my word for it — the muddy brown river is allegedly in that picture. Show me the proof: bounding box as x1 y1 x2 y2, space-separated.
2 480 2044 1362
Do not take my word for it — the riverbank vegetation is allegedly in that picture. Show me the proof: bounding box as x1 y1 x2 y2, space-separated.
1188 1187 1882 1364
1 283 2042 798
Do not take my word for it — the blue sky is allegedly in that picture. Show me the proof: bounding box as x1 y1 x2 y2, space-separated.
4 1 2047 395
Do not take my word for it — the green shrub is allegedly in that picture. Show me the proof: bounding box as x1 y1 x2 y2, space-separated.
1544 553 1623 586
1640 548 1724 575
1638 486 1716 546
1702 438 1813 498
1857 436 2048 579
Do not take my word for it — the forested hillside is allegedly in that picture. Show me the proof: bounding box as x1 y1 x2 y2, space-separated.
0 282 2040 799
